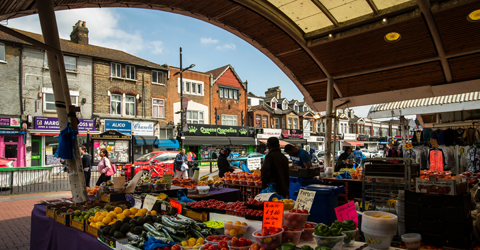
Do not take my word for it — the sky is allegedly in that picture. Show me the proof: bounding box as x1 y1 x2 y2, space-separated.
4 7 374 117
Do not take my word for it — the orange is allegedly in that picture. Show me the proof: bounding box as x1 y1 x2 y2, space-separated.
123 209 131 217
139 208 148 214
101 211 109 217
95 212 102 217
234 221 241 225
114 207 122 214
117 214 126 221
130 207 138 214
150 210 157 215
241 222 248 226
102 216 112 224
98 216 105 222
229 228 238 237
108 211 117 219
135 212 143 217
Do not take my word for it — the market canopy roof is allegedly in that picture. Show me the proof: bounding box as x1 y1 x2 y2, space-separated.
1 0 480 111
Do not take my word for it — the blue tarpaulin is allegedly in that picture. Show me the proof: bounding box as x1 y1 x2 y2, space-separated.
134 136 159 146
157 139 180 149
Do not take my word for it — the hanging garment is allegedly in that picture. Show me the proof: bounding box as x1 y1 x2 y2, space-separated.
432 129 444 145
459 146 470 173
464 128 477 146
423 129 433 143
439 146 455 171
412 131 423 145
443 129 455 146
429 149 445 171
454 128 466 146
467 146 478 172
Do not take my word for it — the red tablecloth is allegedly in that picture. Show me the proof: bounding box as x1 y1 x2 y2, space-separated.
30 204 109 250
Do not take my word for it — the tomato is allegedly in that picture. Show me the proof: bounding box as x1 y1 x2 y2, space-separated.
246 239 252 245
162 247 170 250
238 238 247 246
302 209 308 214
171 245 181 250
250 244 260 250
220 248 228 250
204 244 213 249
218 240 228 249
207 246 216 250
231 237 239 246
213 235 220 240
206 236 214 241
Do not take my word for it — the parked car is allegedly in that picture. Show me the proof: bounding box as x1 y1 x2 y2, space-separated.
121 151 178 179
371 150 385 158
230 152 265 169
361 149 374 158
0 157 14 168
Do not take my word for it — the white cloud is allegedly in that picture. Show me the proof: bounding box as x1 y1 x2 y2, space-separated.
200 37 219 45
150 41 164 54
6 8 146 55
216 43 236 50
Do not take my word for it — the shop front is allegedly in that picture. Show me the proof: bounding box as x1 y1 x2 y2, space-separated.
0 117 25 167
255 128 288 153
282 129 307 146
29 116 96 167
91 130 132 165
342 133 363 149
182 124 255 161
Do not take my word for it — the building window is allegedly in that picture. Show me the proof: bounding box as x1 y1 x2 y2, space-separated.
259 100 264 105
125 96 135 116
0 43 4 62
293 118 298 129
126 65 135 80
365 126 371 135
152 71 164 84
392 128 397 136
64 56 77 71
282 118 286 129
256 115 261 128
43 90 78 112
180 79 204 96
294 105 299 113
282 102 287 110
374 127 380 136
218 87 239 100
222 115 237 126
275 118 280 129
111 63 121 78
187 111 204 124
248 99 251 106
382 128 388 136
309 121 313 132
262 116 268 128
152 99 164 118
288 118 292 129
159 128 173 139
271 102 276 109
110 94 121 115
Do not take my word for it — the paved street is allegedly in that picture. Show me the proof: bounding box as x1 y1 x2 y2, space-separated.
0 191 72 250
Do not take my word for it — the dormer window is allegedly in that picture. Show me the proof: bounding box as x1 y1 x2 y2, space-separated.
294 105 299 113
271 101 276 109
282 102 287 110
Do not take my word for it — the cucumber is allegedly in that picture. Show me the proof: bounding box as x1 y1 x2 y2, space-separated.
168 216 193 225
144 223 164 238
159 227 174 242
147 232 171 244
162 216 188 230
175 228 187 235
195 222 207 229
189 228 204 239
127 232 140 241
177 214 196 223
170 233 186 243
192 224 202 231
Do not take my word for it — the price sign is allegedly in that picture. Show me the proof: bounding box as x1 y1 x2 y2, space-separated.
142 194 157 211
213 175 220 181
163 174 173 184
125 170 145 193
161 203 167 211
113 177 125 189
334 201 358 227
170 199 182 214
248 158 261 170
405 143 413 149
254 193 274 201
262 201 284 229
134 198 142 209
293 189 316 212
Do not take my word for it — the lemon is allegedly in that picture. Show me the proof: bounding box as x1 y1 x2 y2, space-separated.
135 212 143 217
117 213 126 221
114 207 122 214
196 238 204 244
181 241 188 246
101 211 109 217
150 210 157 215
130 207 138 214
194 243 202 247
102 216 112 224
123 209 131 217
108 211 117 218
139 208 148 214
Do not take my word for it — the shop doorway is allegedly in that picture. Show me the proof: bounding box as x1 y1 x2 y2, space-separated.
31 136 42 167
0 135 23 167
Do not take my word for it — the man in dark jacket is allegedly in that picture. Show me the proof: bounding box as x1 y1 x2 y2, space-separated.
175 149 188 178
261 137 290 197
80 146 91 187
218 148 234 177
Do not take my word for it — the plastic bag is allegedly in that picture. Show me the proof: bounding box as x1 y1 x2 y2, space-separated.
260 182 285 200
177 190 194 203
144 236 176 250
240 162 252 173
181 163 189 171
54 122 77 159
336 172 352 179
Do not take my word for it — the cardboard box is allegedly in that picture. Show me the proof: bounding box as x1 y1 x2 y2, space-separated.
99 192 126 202
70 218 86 231
97 227 126 249
416 177 467 196
116 239 138 250
86 223 99 237
55 211 70 226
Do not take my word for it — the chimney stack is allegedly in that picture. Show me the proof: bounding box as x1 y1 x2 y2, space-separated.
265 86 281 99
70 20 89 45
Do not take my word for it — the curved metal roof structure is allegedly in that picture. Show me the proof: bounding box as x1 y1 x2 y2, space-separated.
1 0 480 111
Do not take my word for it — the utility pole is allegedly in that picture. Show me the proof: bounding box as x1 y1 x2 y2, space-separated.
37 0 87 202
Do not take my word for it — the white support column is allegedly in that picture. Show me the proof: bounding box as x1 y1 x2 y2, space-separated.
37 0 87 202
331 108 338 169
324 78 334 168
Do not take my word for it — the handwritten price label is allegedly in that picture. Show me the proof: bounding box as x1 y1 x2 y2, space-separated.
142 194 157 211
170 199 182 214
262 201 284 229
254 193 274 201
213 175 220 181
293 189 316 212
405 143 413 149
134 198 142 209
334 201 358 227
163 174 173 184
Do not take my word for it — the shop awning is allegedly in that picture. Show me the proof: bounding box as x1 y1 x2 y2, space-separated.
183 136 230 146
259 139 290 147
283 138 307 145
156 139 179 149
228 137 255 146
344 141 364 146
134 136 159 146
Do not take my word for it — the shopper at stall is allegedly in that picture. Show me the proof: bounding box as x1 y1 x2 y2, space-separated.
80 146 91 187
335 147 354 172
95 148 113 186
175 149 189 178
284 144 312 169
353 147 364 167
218 148 235 177
262 137 290 197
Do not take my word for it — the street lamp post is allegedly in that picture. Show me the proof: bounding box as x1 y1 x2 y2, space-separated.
174 47 195 149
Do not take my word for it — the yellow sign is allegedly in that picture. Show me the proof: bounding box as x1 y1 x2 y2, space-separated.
212 175 220 181
405 143 413 149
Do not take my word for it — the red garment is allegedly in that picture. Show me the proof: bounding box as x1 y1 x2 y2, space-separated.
430 150 444 171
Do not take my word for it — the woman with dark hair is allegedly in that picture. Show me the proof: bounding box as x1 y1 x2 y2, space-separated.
335 147 354 172
217 148 234 177
96 148 113 186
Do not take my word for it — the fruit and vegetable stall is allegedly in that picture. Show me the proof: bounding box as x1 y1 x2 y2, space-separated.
29 166 480 250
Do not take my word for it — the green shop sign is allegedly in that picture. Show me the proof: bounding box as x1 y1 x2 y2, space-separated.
185 124 254 137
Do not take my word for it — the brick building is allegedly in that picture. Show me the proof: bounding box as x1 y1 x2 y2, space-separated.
247 104 274 128
207 65 247 126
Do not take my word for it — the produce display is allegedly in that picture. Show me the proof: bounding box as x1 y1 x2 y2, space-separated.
420 170 453 180
87 186 100 195
225 202 248 216
371 214 392 219
281 225 303 244
206 235 231 243
223 172 261 186
300 223 316 241
229 237 253 250
224 221 249 237
246 198 264 206
88 206 147 229
187 200 227 210
245 209 263 217
284 209 309 228
204 221 224 229
252 227 283 249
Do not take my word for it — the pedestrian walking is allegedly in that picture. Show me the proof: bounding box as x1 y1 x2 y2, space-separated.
80 146 91 187
174 149 188 178
95 148 114 186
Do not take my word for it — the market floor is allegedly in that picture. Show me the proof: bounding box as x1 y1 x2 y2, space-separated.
0 191 72 250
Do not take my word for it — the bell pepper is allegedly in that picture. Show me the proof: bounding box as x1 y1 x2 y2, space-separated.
329 227 343 236
330 220 343 230
281 243 296 250
314 223 330 236
342 219 356 230
301 245 313 250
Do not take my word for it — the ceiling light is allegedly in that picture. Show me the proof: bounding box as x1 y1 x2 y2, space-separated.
384 32 401 42
328 33 333 39
467 9 480 22
382 18 388 24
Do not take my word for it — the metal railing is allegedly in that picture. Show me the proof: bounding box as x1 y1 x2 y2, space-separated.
0 166 103 195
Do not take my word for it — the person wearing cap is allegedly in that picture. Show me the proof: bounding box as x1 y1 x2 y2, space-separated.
284 144 312 169
261 137 290 197
218 148 234 177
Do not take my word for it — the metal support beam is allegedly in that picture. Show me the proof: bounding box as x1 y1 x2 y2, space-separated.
311 0 338 26
0 24 62 55
417 0 452 83
37 0 87 202
365 0 379 15
324 78 334 169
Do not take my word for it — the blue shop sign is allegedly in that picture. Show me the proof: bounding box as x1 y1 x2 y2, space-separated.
104 120 132 135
